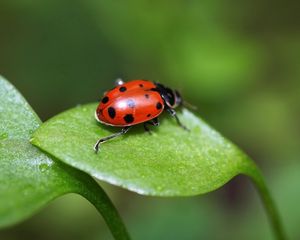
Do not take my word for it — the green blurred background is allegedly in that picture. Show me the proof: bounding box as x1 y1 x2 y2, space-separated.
0 0 299 239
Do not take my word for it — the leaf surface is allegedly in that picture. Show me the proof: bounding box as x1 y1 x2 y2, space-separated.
0 77 129 240
32 102 256 196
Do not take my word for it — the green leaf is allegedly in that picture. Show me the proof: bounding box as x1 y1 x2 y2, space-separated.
0 76 129 240
31 102 286 239
31 103 257 196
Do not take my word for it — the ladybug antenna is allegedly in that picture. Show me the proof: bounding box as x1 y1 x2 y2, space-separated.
183 100 197 110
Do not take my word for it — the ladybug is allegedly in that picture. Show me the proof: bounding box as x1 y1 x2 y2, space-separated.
94 79 188 152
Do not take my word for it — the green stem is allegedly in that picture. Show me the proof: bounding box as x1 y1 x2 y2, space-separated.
75 175 131 240
242 160 286 240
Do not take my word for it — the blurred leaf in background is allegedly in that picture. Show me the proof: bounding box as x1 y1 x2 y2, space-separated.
0 0 299 239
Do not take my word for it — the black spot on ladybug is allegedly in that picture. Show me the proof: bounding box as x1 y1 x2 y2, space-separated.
101 96 109 104
145 94 150 99
147 114 151 117
139 84 144 88
119 86 127 92
127 99 136 108
150 87 159 92
156 102 163 110
108 107 116 119
124 114 134 124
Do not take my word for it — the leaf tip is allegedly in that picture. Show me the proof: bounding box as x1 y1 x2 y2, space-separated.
29 134 40 147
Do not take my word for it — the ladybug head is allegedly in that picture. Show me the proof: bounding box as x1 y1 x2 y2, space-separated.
154 83 183 109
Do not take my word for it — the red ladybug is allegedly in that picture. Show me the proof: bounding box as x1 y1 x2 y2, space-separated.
94 79 188 152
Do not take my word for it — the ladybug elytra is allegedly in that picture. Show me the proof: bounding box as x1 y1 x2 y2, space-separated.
94 79 188 152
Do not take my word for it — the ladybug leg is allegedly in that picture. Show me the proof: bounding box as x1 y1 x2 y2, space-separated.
151 117 160 126
167 108 189 131
94 126 131 153
143 118 160 135
143 123 152 134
